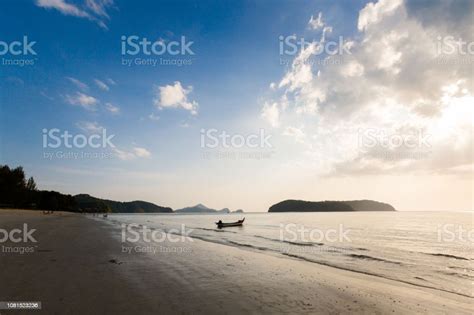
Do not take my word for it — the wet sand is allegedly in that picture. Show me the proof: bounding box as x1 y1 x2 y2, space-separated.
0 210 471 314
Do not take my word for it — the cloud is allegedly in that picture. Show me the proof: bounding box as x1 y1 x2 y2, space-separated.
261 102 280 127
40 90 55 100
308 12 324 30
85 0 113 18
36 0 89 17
153 81 198 115
263 0 474 177
35 0 114 29
94 79 109 91
112 146 151 160
66 77 89 91
404 0 474 39
106 78 116 85
340 61 365 78
283 126 306 143
76 121 104 133
133 147 151 158
105 102 120 114
358 0 403 31
6 77 25 86
278 41 317 92
148 113 160 121
65 92 99 110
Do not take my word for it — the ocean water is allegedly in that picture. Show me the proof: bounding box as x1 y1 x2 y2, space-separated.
103 211 473 298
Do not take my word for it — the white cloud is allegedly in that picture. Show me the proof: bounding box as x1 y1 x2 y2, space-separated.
112 148 134 161
308 12 324 30
261 102 280 127
340 61 365 77
153 81 198 115
40 90 55 101
148 113 160 121
278 42 317 91
94 79 109 91
86 0 113 18
66 77 88 91
105 102 120 114
263 0 474 177
76 121 104 133
36 0 89 17
106 78 116 85
358 0 403 31
133 147 151 158
35 0 114 29
65 92 99 110
113 146 151 160
283 126 306 143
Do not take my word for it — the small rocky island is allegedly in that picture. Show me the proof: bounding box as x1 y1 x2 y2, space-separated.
268 199 396 212
175 204 243 214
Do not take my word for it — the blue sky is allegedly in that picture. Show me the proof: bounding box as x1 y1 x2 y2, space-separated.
1 0 472 211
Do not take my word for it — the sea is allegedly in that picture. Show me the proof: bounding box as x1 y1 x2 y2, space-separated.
100 211 473 298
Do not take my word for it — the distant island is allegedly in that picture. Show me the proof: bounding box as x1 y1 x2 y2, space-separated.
3 164 388 214
75 194 173 213
268 200 396 212
175 204 244 214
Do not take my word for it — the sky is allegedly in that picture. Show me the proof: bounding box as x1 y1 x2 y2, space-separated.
0 0 472 212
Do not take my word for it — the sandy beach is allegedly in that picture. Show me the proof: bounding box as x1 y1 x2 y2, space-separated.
0 210 471 314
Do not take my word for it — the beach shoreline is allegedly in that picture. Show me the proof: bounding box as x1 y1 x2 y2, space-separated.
0 210 471 314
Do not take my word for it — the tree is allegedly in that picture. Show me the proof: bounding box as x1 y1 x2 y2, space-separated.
26 177 37 191
0 165 27 206
0 165 76 212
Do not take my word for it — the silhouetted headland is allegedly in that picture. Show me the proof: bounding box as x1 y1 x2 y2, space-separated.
268 199 396 212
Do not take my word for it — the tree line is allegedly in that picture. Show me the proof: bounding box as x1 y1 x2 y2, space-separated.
0 165 76 211
0 165 170 213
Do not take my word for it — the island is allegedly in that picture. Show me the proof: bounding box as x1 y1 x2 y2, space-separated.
175 204 243 214
268 199 396 212
75 194 173 213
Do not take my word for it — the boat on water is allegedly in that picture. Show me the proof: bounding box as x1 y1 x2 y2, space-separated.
216 217 245 228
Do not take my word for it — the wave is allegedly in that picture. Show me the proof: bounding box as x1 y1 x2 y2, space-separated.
194 227 238 234
448 266 474 272
253 235 323 246
347 254 402 265
426 253 469 261
414 276 427 281
280 253 472 298
227 240 270 251
437 270 474 280
283 240 318 246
